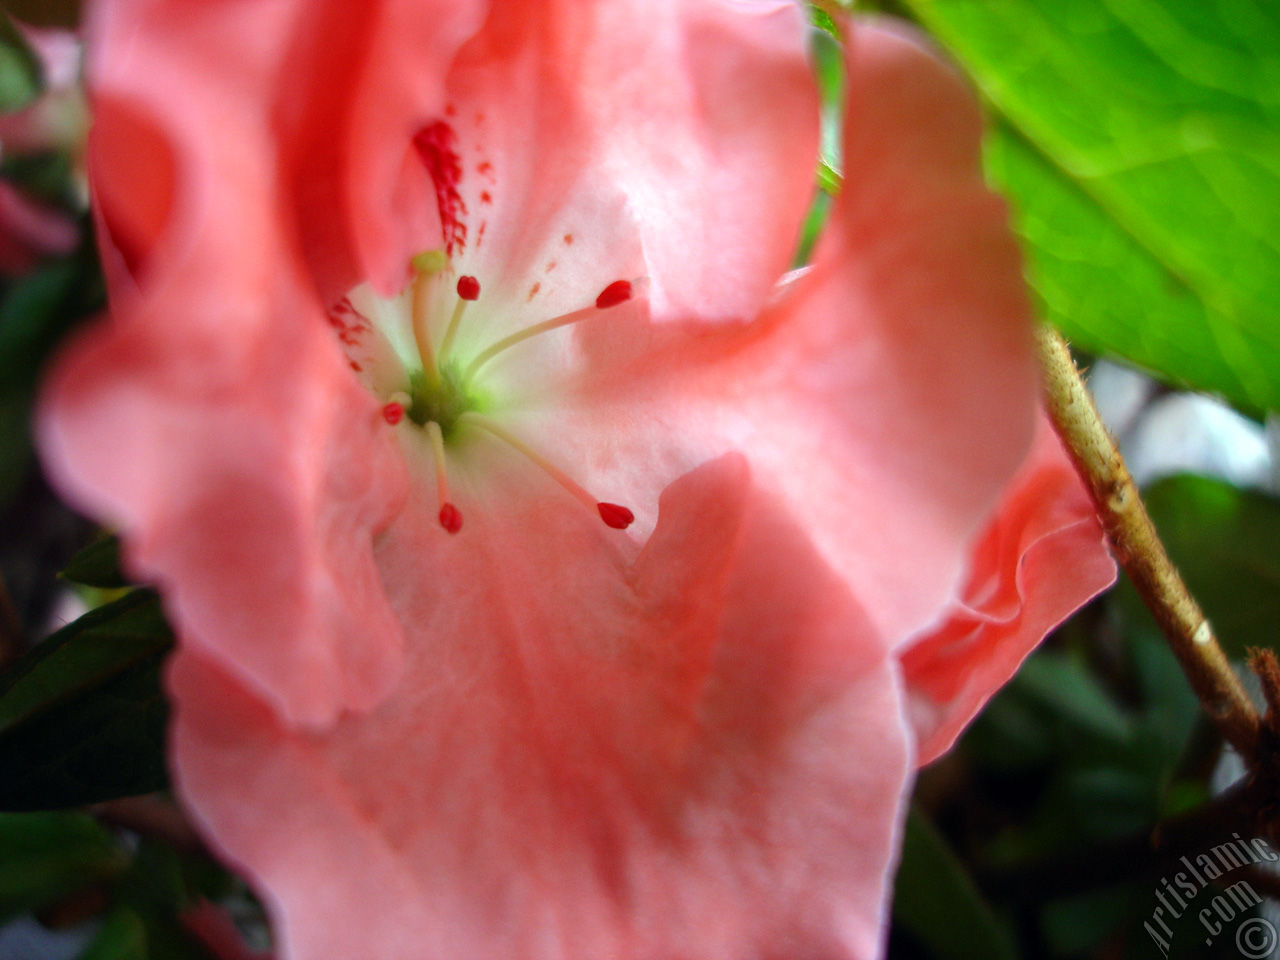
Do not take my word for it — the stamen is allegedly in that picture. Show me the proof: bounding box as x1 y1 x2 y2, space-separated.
411 264 444 391
438 502 463 534
595 280 632 309
425 420 462 534
382 390 413 425
457 276 481 301
439 276 480 362
458 412 633 530
597 503 635 529
463 278 638 382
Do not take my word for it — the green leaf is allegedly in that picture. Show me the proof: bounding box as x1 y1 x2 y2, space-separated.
0 811 127 920
0 590 174 810
78 907 149 960
894 808 1019 960
0 250 103 401
62 535 128 590
1015 651 1134 746
1139 474 1280 658
904 0 1280 416
0 15 42 113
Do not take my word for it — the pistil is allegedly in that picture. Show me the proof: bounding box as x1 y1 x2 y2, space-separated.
457 412 634 530
411 264 445 392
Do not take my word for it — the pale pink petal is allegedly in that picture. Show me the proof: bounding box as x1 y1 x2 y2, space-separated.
394 0 817 336
170 456 913 960
14 23 81 92
0 25 85 157
541 19 1037 646
902 419 1116 766
0 181 77 273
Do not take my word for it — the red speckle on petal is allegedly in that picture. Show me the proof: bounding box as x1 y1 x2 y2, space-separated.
457 276 480 301
413 122 468 255
597 503 634 530
480 190 492 205
527 281 541 302
350 361 363 372
439 503 463 534
382 402 404 425
477 161 493 178
328 296 371 347
595 280 632 310
563 233 574 245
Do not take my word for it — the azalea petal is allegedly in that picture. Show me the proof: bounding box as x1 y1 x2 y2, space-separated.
0 182 77 274
581 0 821 323
546 19 1037 647
170 456 913 960
402 0 817 338
40 0 412 728
277 0 485 302
901 418 1117 766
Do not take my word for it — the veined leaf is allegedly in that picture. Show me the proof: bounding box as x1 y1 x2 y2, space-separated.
905 0 1280 416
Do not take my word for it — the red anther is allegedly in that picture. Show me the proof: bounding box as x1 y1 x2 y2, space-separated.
597 502 635 530
456 275 481 301
439 502 463 534
595 280 633 310
382 402 405 425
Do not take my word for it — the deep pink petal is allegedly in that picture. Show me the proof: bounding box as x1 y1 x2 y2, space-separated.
170 456 913 960
41 0 412 727
902 418 1116 766
276 0 484 302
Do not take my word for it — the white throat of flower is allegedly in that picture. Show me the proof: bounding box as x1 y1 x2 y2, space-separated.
333 251 642 535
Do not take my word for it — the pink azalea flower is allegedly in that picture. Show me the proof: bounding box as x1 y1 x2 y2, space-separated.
0 23 86 153
39 1 1113 958
0 24 85 273
0 180 77 273
903 417 1117 767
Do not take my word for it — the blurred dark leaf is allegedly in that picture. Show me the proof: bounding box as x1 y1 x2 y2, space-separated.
62 535 127 590
0 14 42 112
893 808 1019 960
904 0 1280 417
0 811 126 921
1014 651 1133 746
0 590 173 810
1141 474 1280 658
2 150 79 205
1040 885 1139 957
77 906 148 960
0 391 34 508
111 840 229 960
1 0 83 29
0 245 103 399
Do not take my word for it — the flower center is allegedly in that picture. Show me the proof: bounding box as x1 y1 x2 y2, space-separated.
330 254 638 536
